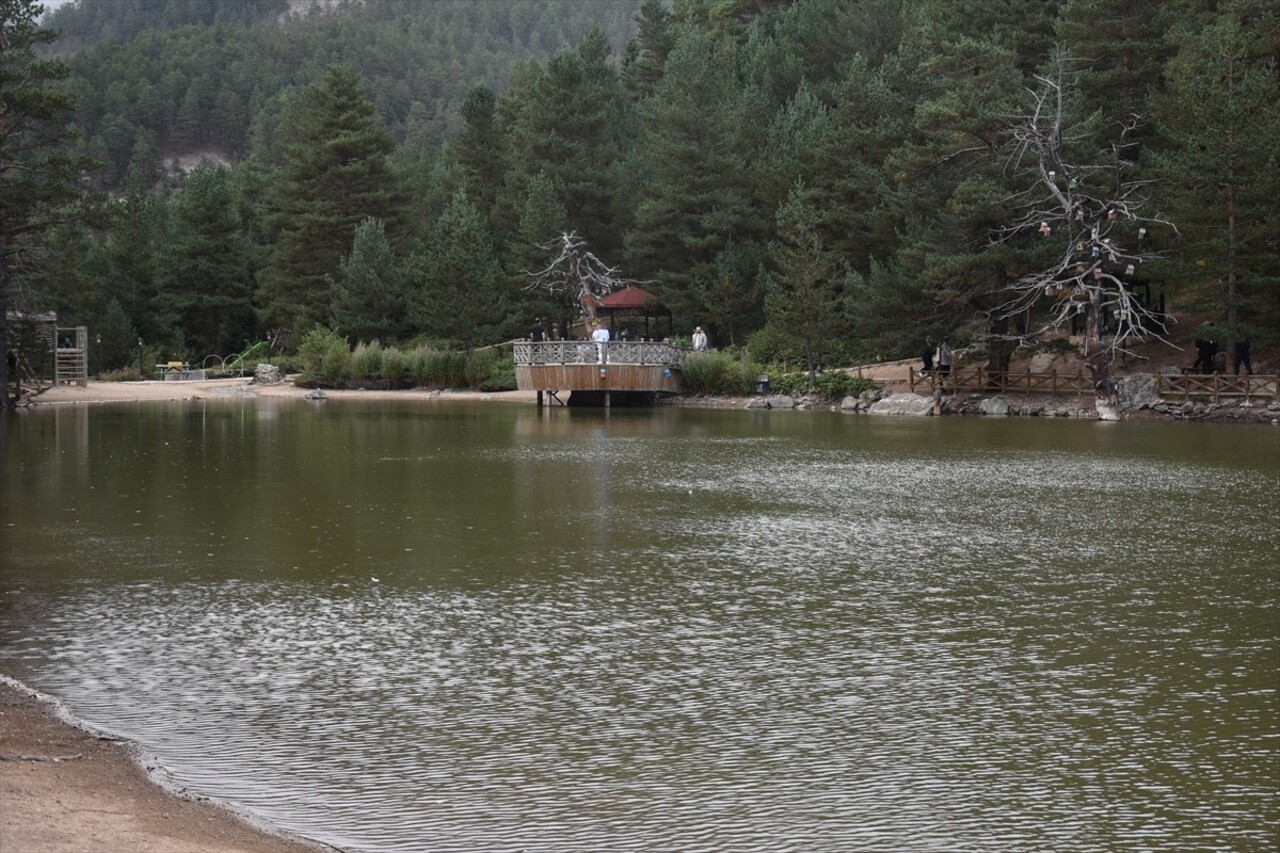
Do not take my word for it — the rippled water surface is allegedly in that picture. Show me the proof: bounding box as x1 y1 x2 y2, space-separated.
2 401 1277 852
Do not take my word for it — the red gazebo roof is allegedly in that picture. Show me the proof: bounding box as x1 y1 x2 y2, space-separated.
596 286 661 309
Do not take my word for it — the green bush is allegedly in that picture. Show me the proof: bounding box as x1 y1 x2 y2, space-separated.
746 325 803 367
765 370 877 399
682 352 762 395
464 350 495 389
297 326 350 386
413 348 466 387
350 341 383 383
382 347 408 388
478 354 518 391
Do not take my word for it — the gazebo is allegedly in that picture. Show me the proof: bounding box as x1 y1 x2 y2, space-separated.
594 286 673 341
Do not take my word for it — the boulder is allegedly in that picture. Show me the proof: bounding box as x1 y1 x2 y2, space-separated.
304 389 327 401
254 363 283 385
978 396 1010 416
766 395 796 409
867 393 935 417
1114 373 1160 411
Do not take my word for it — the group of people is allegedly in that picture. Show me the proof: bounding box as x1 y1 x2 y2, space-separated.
529 318 711 352
920 338 952 376
1191 334 1252 375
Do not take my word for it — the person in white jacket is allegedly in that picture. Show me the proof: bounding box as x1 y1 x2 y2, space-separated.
592 324 610 363
692 326 708 351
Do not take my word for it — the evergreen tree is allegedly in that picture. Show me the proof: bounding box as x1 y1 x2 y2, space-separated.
331 217 410 344
257 64 400 337
1 0 101 405
623 0 675 99
410 192 512 350
626 25 763 325
504 26 629 258
763 187 854 385
456 85 505 219
1150 10 1280 356
104 168 164 343
158 162 252 357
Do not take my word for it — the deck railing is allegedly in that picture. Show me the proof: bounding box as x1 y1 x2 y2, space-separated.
514 340 689 367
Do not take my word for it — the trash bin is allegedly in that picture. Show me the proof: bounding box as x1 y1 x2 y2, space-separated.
756 374 770 394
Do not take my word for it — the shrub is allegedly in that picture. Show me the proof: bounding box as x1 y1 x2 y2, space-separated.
297 326 350 385
464 350 495 389
682 352 761 395
382 347 408 388
478 354 518 391
350 341 383 384
415 348 466 387
746 325 803 367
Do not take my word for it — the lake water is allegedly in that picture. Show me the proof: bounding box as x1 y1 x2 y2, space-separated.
2 400 1277 852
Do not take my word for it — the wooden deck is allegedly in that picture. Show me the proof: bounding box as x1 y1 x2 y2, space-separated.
514 340 689 404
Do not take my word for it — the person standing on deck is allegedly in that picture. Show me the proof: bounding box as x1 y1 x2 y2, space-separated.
592 323 610 363
692 326 708 351
530 318 545 343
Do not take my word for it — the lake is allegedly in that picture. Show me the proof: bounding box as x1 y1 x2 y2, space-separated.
2 399 1277 852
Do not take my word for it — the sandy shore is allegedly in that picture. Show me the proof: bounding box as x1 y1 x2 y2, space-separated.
23 376 542 406
0 677 335 853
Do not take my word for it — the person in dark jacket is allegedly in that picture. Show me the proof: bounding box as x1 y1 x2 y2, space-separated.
1234 338 1252 375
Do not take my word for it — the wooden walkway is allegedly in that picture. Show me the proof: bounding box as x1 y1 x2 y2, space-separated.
514 340 689 405
908 366 1279 403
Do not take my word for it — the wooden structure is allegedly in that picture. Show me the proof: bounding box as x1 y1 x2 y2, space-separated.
593 286 673 341
907 365 1278 404
1155 372 1279 404
514 340 688 406
909 366 1095 398
54 326 89 387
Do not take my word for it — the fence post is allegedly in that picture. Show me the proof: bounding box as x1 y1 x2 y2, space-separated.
1213 372 1219 404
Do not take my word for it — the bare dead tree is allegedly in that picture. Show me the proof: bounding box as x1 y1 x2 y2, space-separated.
991 47 1178 398
520 231 645 323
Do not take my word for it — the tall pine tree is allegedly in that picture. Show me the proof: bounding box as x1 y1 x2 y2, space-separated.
257 65 400 337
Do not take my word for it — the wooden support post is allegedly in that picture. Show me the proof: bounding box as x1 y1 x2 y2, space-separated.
537 390 544 408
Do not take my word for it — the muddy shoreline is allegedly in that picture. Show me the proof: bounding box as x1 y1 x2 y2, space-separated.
0 675 335 853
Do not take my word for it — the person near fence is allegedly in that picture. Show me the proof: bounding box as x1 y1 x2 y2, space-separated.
1234 338 1252 375
935 340 952 376
692 326 708 351
1191 336 1218 372
530 318 545 343
921 338 934 375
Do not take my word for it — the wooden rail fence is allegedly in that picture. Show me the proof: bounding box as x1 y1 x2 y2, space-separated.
908 367 1278 403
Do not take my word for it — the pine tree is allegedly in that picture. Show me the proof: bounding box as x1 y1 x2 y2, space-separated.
158 162 252 357
410 192 513 351
626 26 763 325
1 0 101 405
104 168 163 343
763 188 854 385
257 65 400 337
331 218 410 344
1150 10 1280 358
456 85 505 219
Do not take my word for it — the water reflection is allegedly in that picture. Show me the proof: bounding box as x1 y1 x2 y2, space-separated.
2 401 1277 852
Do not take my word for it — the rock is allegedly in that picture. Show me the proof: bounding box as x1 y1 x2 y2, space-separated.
1159 365 1182 377
766 395 795 409
867 393 935 417
745 398 769 409
1114 373 1160 411
978 396 1010 416
840 395 860 411
304 389 327 401
254 363 283 385
1095 401 1121 421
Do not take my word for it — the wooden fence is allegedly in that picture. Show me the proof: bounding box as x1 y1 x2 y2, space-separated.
1154 372 1279 403
907 366 1278 403
909 367 1094 397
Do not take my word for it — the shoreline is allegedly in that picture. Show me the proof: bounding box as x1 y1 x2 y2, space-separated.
0 674 336 853
16 375 1280 424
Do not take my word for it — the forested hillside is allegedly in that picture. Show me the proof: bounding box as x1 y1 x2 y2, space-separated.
9 0 1279 378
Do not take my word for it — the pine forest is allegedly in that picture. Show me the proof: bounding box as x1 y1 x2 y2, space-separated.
3 0 1278 385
